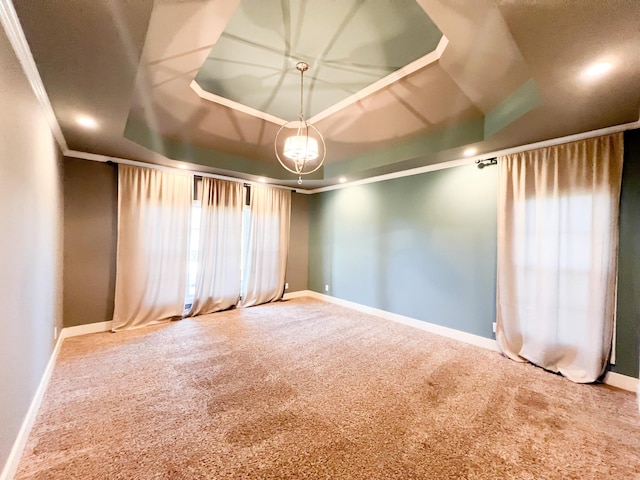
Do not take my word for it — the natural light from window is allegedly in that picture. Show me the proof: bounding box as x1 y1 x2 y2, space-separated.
184 202 201 309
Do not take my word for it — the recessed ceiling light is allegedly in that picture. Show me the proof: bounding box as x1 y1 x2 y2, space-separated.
583 62 612 78
177 164 189 170
463 148 477 157
76 115 98 129
339 177 347 183
258 177 266 183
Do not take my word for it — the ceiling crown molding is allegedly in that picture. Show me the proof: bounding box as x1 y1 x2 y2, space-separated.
0 0 68 151
190 80 288 126
306 118 640 194
66 117 640 196
191 35 448 127
307 36 448 125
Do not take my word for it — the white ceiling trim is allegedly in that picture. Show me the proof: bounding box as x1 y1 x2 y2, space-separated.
190 80 288 126
307 118 640 194
0 0 68 152
307 36 448 124
190 36 448 127
65 149 297 192
65 117 640 196
65 150 113 163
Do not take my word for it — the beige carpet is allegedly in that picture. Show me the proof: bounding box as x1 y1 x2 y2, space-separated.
15 297 640 479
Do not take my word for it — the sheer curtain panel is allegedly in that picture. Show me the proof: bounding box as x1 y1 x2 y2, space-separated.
240 186 291 307
187 178 244 317
112 165 193 331
496 133 623 383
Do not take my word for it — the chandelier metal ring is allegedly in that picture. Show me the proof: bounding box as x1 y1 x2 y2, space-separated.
274 121 326 175
274 61 326 183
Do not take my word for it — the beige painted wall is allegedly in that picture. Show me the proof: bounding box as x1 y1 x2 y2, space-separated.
0 27 63 473
62 166 309 325
285 193 310 292
63 158 117 327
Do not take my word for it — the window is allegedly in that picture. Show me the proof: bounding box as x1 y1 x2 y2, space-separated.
184 200 202 309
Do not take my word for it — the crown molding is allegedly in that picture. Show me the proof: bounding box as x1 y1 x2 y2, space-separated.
307 36 448 125
67 117 640 196
191 36 448 127
190 80 287 126
306 118 640 194
64 150 299 192
0 0 68 152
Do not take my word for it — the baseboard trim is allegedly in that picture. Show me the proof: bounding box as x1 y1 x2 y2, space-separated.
61 320 113 339
284 291 639 392
0 333 64 480
0 320 112 479
284 290 500 352
603 371 639 392
282 290 313 300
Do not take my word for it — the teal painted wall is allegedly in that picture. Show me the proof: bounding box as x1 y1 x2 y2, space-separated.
309 138 640 378
309 165 498 338
613 130 640 378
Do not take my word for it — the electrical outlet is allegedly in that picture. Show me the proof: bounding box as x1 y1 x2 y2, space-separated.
324 284 329 292
492 322 496 333
285 282 289 290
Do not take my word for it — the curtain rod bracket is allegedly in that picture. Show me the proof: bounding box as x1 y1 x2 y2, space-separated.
476 158 498 169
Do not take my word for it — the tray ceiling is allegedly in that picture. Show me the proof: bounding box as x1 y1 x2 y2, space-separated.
194 0 442 121
9 0 640 189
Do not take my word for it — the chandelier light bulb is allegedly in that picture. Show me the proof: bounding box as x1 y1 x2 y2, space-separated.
284 135 319 163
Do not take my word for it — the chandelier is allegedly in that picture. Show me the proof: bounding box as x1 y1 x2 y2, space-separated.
274 62 326 184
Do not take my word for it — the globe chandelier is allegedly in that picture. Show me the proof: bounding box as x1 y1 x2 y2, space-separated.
274 62 326 184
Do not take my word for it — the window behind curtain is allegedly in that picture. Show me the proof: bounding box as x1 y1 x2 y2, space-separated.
496 133 623 383
112 165 193 331
114 171 290 330
239 185 291 307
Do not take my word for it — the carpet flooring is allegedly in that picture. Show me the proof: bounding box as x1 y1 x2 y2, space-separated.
15 297 640 479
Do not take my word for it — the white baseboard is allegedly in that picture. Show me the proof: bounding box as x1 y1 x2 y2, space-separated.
61 320 113 339
603 371 639 392
0 320 112 480
282 290 313 300
285 290 500 352
284 291 639 392
0 333 64 480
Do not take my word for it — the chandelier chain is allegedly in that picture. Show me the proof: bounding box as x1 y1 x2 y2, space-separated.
299 64 305 121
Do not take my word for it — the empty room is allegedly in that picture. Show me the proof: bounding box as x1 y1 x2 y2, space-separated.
1 1 640 478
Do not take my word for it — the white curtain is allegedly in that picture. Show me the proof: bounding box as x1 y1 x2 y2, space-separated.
239 185 291 307
112 165 192 331
187 178 244 317
496 133 623 383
